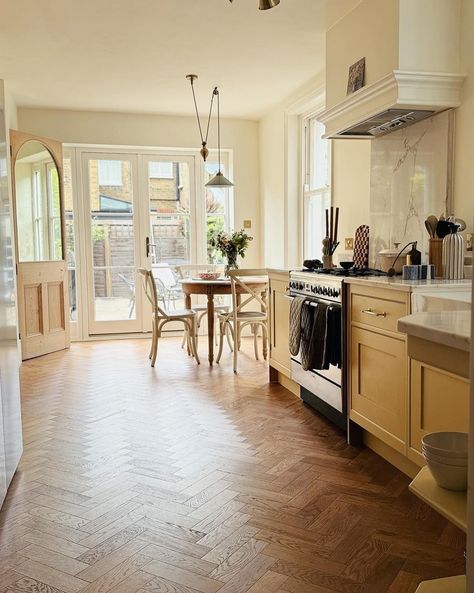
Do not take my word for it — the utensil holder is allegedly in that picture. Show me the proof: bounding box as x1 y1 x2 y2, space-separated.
322 255 333 270
429 238 443 277
442 232 464 280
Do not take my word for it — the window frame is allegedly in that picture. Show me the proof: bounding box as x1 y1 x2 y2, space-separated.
301 113 332 261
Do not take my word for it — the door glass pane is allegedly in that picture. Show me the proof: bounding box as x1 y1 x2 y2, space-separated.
14 140 63 262
88 158 136 321
205 162 229 264
148 160 191 266
63 157 77 322
147 159 191 310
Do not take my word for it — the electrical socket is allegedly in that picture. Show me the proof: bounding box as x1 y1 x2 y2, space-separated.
243 219 252 229
345 237 354 250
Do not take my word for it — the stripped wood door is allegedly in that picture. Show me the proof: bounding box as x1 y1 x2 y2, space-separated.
11 130 70 360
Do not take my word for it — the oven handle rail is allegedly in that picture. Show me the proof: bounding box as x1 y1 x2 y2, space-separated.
286 293 341 310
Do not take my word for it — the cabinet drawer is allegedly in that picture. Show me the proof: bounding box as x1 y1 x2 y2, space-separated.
350 289 408 333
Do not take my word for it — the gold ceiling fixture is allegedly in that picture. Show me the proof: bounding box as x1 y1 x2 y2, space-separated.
228 0 280 10
186 74 233 188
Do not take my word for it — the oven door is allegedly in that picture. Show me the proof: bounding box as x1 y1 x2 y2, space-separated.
288 295 343 413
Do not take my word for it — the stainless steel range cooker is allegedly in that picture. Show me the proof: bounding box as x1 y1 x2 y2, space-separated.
289 271 346 430
288 267 384 439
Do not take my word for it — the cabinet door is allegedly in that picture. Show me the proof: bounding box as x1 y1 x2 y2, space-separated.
409 359 469 465
350 326 407 453
269 278 290 375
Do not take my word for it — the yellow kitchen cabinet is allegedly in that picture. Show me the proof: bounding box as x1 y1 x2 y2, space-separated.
348 283 410 456
268 274 291 377
350 325 407 454
406 335 470 466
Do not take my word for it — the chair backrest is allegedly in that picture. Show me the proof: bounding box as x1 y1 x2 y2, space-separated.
138 268 167 317
152 264 178 288
176 264 220 279
228 268 268 317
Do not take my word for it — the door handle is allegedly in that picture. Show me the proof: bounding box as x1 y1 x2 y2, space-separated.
146 237 156 257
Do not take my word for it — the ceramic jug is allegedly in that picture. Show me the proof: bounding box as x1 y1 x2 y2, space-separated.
442 230 464 280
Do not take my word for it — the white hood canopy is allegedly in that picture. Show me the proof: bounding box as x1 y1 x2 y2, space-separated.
319 0 465 139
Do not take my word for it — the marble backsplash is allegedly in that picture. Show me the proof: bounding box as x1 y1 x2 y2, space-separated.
369 110 454 267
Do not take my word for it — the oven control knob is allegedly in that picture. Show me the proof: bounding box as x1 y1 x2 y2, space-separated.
322 287 328 295
317 286 322 294
334 289 340 297
311 286 316 293
327 288 333 297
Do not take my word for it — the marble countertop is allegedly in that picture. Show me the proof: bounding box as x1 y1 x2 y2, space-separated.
344 276 472 293
397 311 471 352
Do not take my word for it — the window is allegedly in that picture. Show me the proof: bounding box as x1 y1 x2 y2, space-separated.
205 160 231 264
303 117 331 260
149 161 174 179
98 160 122 186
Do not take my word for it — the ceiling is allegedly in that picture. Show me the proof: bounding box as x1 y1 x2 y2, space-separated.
0 0 359 119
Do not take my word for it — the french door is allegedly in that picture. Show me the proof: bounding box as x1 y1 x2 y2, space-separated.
82 151 197 334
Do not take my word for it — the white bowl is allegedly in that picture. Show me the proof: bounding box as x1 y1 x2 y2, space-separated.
425 457 468 491
422 449 468 467
422 432 468 458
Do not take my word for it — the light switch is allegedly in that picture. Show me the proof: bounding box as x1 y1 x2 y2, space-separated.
243 219 252 229
345 237 354 250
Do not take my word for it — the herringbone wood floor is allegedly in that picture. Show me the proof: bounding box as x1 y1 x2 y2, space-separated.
0 338 466 593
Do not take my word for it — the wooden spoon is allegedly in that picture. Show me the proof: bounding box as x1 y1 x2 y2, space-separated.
427 215 438 238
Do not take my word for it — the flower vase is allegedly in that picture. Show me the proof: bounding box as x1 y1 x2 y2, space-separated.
225 257 238 277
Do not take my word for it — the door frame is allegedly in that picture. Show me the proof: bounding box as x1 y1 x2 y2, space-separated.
10 130 70 360
81 151 144 335
66 144 233 339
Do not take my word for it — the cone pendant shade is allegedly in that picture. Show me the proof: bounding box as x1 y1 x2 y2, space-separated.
205 171 234 188
259 0 280 8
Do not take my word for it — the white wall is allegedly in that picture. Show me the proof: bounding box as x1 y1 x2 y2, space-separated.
454 0 474 231
259 108 285 268
17 108 262 267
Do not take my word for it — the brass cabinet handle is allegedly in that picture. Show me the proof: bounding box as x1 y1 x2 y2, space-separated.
361 308 386 317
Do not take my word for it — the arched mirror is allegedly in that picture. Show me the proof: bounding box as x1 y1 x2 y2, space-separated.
14 140 63 262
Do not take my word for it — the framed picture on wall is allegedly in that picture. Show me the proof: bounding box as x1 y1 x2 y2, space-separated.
347 57 365 94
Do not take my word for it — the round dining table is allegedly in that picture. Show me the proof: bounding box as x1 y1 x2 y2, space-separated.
180 277 268 365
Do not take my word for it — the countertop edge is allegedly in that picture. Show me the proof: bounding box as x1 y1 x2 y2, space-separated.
398 311 471 352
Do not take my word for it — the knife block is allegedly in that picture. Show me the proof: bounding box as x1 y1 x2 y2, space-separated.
429 238 443 278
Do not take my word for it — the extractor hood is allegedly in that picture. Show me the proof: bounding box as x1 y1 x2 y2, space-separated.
319 0 465 139
318 69 465 140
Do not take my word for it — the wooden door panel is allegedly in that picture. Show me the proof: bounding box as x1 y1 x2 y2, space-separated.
18 262 69 360
24 284 43 336
47 281 66 332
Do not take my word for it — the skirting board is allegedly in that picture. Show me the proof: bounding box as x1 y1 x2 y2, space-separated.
364 432 420 478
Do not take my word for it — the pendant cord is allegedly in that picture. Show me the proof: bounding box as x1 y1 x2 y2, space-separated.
215 87 221 172
189 77 216 146
204 90 215 145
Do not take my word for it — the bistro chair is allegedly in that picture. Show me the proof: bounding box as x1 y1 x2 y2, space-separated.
138 268 200 367
216 268 268 373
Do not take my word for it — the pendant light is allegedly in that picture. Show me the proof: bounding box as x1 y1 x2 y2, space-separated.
228 0 280 9
258 0 280 9
186 74 233 188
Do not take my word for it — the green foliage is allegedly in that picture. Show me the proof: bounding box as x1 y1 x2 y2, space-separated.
91 221 109 243
208 228 253 268
207 216 226 262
